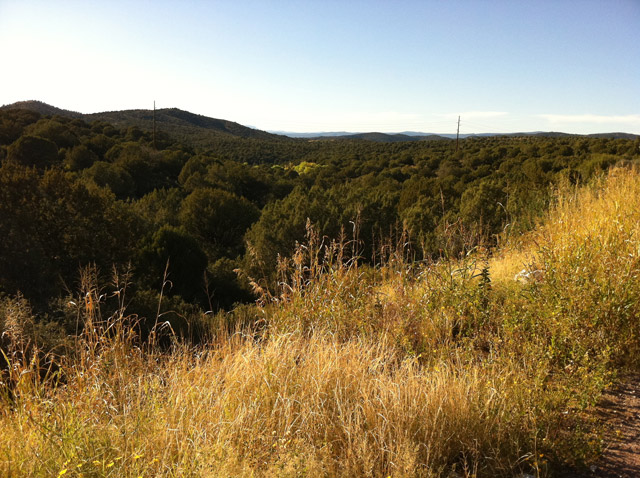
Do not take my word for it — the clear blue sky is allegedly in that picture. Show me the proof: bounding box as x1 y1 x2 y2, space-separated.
1 0 639 134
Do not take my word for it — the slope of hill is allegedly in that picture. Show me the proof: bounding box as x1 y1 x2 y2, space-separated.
0 101 291 150
85 107 286 142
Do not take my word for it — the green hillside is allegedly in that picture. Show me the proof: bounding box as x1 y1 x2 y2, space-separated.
86 107 287 144
0 101 289 151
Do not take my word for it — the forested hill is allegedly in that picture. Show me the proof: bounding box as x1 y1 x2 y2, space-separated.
0 100 84 119
0 101 288 150
85 107 286 143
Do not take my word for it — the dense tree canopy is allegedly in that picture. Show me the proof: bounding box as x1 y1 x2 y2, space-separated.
1 107 638 337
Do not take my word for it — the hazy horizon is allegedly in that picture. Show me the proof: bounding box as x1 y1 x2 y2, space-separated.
3 98 640 137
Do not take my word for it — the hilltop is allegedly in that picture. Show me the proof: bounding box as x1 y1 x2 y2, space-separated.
0 100 85 118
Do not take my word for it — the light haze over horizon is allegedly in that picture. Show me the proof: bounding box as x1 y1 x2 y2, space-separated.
1 0 639 135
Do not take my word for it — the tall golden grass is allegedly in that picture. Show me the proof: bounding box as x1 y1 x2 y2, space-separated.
2 166 640 477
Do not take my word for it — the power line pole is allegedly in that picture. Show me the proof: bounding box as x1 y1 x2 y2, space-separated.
153 100 157 150
455 115 460 152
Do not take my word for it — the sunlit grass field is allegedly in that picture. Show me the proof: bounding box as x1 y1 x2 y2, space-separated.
2 167 640 477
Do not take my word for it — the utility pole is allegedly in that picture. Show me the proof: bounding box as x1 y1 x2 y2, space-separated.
455 115 460 152
153 100 157 150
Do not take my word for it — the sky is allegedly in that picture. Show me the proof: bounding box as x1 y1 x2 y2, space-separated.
1 0 639 135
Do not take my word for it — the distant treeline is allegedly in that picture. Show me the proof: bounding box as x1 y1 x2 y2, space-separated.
1 107 639 338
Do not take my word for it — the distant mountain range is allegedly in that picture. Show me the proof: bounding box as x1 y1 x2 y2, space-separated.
274 130 640 141
2 101 638 147
270 131 452 142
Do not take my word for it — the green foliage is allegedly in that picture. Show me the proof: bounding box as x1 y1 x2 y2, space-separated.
82 161 135 198
292 160 323 175
7 135 59 169
177 154 209 190
0 109 41 145
459 179 507 235
64 144 99 171
25 118 80 149
0 161 49 299
206 257 254 309
0 162 138 305
203 161 280 206
138 225 208 303
578 153 620 178
84 133 116 159
244 187 335 277
134 188 184 229
180 188 260 258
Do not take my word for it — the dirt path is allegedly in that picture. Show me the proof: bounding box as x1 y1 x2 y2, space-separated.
570 374 640 477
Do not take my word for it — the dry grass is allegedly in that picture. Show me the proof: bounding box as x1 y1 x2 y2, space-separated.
0 328 544 477
2 167 640 477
